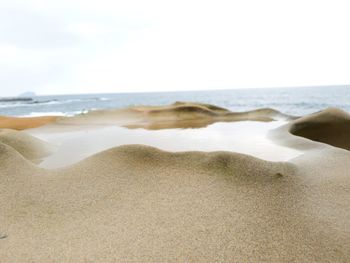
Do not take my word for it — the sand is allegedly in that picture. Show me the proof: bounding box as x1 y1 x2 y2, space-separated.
0 116 58 130
0 102 349 262
0 129 54 163
290 107 350 151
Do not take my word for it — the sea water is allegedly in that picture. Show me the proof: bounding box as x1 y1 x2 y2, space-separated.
1 85 349 117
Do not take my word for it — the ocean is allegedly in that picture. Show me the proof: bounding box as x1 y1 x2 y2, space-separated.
1 85 349 117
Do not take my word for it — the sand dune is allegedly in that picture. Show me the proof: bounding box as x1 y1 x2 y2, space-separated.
0 104 349 262
0 129 54 162
290 107 350 150
127 102 296 129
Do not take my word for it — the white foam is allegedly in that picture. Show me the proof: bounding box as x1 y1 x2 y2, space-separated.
20 111 81 117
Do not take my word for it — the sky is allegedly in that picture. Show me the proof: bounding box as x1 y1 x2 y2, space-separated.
0 0 349 96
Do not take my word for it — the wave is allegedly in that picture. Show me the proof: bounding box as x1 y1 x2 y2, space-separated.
0 99 59 108
21 109 86 117
0 96 109 109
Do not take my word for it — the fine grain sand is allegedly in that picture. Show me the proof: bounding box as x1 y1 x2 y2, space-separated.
0 129 55 162
290 107 350 151
0 102 349 262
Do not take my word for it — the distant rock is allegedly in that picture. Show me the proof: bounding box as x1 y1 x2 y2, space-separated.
0 97 33 102
18 91 36 97
0 91 36 102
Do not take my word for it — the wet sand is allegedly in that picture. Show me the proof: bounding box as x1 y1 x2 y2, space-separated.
29 121 301 169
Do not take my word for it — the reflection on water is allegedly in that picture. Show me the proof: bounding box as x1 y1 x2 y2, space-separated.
32 121 301 169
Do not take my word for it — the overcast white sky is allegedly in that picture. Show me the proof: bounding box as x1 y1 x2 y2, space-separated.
0 0 349 96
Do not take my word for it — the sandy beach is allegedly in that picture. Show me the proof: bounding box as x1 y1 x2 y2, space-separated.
0 102 349 262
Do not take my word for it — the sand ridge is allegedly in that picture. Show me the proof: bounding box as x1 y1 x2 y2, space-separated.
289 107 350 151
0 129 55 162
124 102 297 129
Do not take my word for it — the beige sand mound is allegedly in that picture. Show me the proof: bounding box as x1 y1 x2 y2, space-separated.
1 144 349 262
0 129 55 162
126 102 296 129
290 108 350 150
173 101 231 112
0 115 58 130
133 102 293 121
0 141 35 169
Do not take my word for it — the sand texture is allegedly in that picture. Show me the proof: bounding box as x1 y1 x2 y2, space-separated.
290 107 350 151
0 103 349 262
0 129 55 162
0 116 58 130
